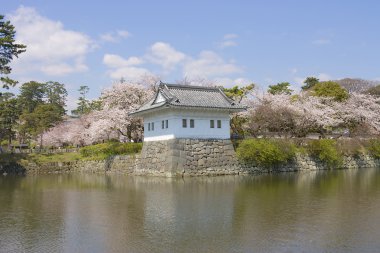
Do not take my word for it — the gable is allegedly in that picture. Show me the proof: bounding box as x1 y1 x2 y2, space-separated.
153 91 166 104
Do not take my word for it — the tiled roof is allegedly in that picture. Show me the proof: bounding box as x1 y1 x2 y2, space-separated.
130 83 246 115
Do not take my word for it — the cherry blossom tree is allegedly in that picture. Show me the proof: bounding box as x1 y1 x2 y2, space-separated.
44 80 153 147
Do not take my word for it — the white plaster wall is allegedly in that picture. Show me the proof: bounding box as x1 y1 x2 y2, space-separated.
143 108 231 141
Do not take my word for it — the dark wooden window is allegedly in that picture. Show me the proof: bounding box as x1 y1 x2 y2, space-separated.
166 120 168 128
148 123 150 131
162 120 165 129
217 120 221 128
152 122 154 131
190 119 195 128
182 119 187 128
210 120 215 128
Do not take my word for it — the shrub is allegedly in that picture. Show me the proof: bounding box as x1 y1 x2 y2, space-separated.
80 141 142 160
368 139 380 158
336 138 367 157
312 81 349 102
236 139 296 167
306 139 343 168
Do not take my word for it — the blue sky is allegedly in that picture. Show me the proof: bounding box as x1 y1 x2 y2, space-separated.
2 0 380 109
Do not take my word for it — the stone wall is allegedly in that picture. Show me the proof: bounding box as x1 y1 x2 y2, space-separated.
136 139 240 176
1 139 379 177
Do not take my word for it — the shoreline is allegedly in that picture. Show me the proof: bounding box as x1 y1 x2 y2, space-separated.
1 153 379 177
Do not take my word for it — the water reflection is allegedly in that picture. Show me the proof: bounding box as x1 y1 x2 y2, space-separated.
0 169 380 252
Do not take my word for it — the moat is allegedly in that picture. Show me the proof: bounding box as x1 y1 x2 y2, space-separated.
1 169 380 252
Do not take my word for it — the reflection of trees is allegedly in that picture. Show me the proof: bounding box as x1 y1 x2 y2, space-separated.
230 168 380 251
1 170 380 252
0 175 66 252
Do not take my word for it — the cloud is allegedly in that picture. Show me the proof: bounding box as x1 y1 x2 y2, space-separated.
312 39 331 45
290 68 298 74
215 77 253 88
146 42 186 72
103 54 143 68
224 33 238 40
103 54 151 80
100 30 131 43
103 42 243 82
183 51 242 78
8 6 94 76
219 33 238 48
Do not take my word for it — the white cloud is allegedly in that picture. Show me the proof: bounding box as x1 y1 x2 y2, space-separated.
220 40 237 48
103 54 143 68
117 30 130 38
290 68 298 74
103 42 243 82
100 33 118 43
312 39 331 45
183 51 242 78
103 54 151 80
215 77 253 88
8 6 94 76
100 30 131 43
219 33 238 48
224 33 238 40
146 42 186 72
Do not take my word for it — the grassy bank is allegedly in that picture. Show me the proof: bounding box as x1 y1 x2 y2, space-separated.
0 142 142 165
236 138 380 168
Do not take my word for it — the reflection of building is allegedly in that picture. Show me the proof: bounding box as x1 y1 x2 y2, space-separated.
130 82 245 141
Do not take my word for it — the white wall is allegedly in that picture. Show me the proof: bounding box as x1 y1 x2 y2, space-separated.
143 108 231 141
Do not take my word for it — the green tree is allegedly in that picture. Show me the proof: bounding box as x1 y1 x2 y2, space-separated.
223 83 255 103
301 77 319 90
0 15 26 91
18 81 45 113
71 85 90 115
0 93 20 146
223 84 254 138
268 82 293 95
44 81 67 116
312 81 349 102
18 104 63 148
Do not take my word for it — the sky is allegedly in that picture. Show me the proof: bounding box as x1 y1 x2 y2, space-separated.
2 0 380 110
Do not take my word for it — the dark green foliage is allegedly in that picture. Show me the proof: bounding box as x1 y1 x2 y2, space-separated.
80 142 142 160
0 15 26 90
368 139 380 159
0 94 20 145
223 83 254 103
44 81 68 115
312 81 349 101
301 77 319 90
18 81 46 113
236 139 296 167
71 85 99 116
306 139 343 168
268 82 293 95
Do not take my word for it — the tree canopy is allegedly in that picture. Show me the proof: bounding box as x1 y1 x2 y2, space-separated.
0 15 26 90
312 81 349 101
223 83 254 103
301 77 319 90
268 82 293 95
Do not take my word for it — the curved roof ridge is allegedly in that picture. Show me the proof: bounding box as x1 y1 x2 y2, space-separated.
160 82 221 91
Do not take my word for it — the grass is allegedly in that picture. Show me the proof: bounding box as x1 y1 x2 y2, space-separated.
0 141 142 165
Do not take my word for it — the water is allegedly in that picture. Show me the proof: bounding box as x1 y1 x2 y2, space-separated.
1 169 380 253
